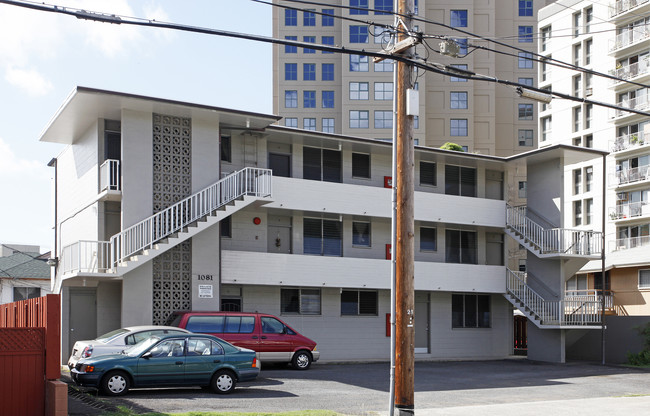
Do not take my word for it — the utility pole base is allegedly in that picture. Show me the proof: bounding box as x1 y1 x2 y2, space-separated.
395 406 415 415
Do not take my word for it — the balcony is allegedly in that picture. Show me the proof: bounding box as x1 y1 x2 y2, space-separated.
610 234 650 251
609 28 650 54
609 0 650 19
609 57 650 87
609 164 650 187
564 289 614 311
61 240 112 275
610 132 650 153
609 200 650 220
611 95 650 120
99 159 121 201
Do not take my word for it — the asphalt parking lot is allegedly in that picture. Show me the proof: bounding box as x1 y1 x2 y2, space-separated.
66 359 650 415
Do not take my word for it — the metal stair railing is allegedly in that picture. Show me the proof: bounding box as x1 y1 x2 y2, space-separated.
110 167 272 269
506 204 602 255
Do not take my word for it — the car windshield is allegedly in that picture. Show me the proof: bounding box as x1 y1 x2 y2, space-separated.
124 336 161 356
96 328 129 342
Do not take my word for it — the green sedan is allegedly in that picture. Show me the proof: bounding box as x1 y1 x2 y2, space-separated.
71 334 260 396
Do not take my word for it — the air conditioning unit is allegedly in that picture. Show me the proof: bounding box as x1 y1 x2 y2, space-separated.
585 88 593 96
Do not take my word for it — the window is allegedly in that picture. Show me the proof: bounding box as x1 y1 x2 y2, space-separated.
586 198 594 225
341 290 378 315
281 288 321 314
350 25 369 43
573 12 581 37
375 0 393 15
451 92 468 109
420 161 436 186
352 221 371 246
375 111 393 129
450 64 468 82
304 218 341 256
573 44 581 66
322 8 334 26
285 9 297 26
450 10 468 27
350 0 368 15
519 77 533 87
420 227 437 251
585 166 593 192
574 200 582 226
285 118 297 128
13 287 40 302
374 82 393 100
585 39 592 65
446 230 478 264
374 59 394 72
322 91 334 108
585 7 593 33
285 63 297 80
639 270 650 289
285 36 297 53
303 146 342 182
541 59 549 82
374 26 393 44
518 52 533 69
303 63 316 80
322 36 334 53
445 165 476 197
350 55 369 72
350 82 369 99
518 25 533 43
519 0 532 16
518 181 527 198
414 115 419 129
285 90 297 108
304 90 316 108
541 26 551 51
352 152 370 178
585 134 593 148
452 294 490 328
454 38 468 56
574 106 582 132
350 110 369 128
304 9 316 26
574 168 582 194
322 63 335 81
518 103 533 120
303 36 316 53
322 118 335 133
541 116 552 141
518 129 533 147
450 119 468 136
303 118 316 131
220 135 231 163
573 75 582 97
220 215 232 237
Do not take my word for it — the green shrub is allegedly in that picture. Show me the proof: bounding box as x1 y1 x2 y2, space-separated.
627 322 650 366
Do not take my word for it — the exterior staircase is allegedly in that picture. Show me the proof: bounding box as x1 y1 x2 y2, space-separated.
55 167 272 292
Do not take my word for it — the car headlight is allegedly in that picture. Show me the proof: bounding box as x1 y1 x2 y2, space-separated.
82 346 93 358
80 364 95 373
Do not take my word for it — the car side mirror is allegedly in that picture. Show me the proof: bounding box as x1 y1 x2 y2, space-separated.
142 351 152 359
282 326 287 335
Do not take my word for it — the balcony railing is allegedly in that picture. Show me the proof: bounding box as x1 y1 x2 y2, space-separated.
612 94 650 118
610 164 650 186
609 58 650 85
564 289 614 310
609 27 650 53
609 200 650 220
506 205 602 256
61 240 111 274
609 0 650 18
100 159 120 192
610 131 649 153
610 234 650 250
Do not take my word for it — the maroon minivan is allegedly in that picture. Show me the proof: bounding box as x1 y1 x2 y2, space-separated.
166 311 319 370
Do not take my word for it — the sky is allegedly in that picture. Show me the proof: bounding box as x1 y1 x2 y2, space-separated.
0 0 273 253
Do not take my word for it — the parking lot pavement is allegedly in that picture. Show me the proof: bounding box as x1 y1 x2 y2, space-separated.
63 359 650 415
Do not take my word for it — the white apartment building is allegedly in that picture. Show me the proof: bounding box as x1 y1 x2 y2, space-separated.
41 87 606 364
538 0 650 361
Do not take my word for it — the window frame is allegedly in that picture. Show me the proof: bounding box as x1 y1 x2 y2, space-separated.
281 288 322 315
303 217 342 256
350 82 369 100
352 221 371 247
352 152 371 179
452 294 491 328
350 110 370 128
639 269 650 289
419 161 437 186
340 289 378 316
420 226 437 252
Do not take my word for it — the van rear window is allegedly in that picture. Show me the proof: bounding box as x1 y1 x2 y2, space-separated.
186 316 225 333
223 316 255 333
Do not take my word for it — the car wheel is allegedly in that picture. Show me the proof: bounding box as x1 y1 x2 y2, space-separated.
101 371 130 396
211 370 237 394
292 350 312 370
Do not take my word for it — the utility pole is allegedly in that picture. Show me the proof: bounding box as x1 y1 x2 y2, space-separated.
394 0 415 414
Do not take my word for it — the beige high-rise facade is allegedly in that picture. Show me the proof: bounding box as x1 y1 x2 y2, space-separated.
272 0 552 157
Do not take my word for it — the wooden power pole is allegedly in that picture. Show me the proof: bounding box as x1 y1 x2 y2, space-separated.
394 0 415 414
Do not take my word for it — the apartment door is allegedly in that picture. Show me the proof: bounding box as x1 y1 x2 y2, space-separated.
269 153 291 178
69 288 97 350
268 226 291 254
414 294 429 354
